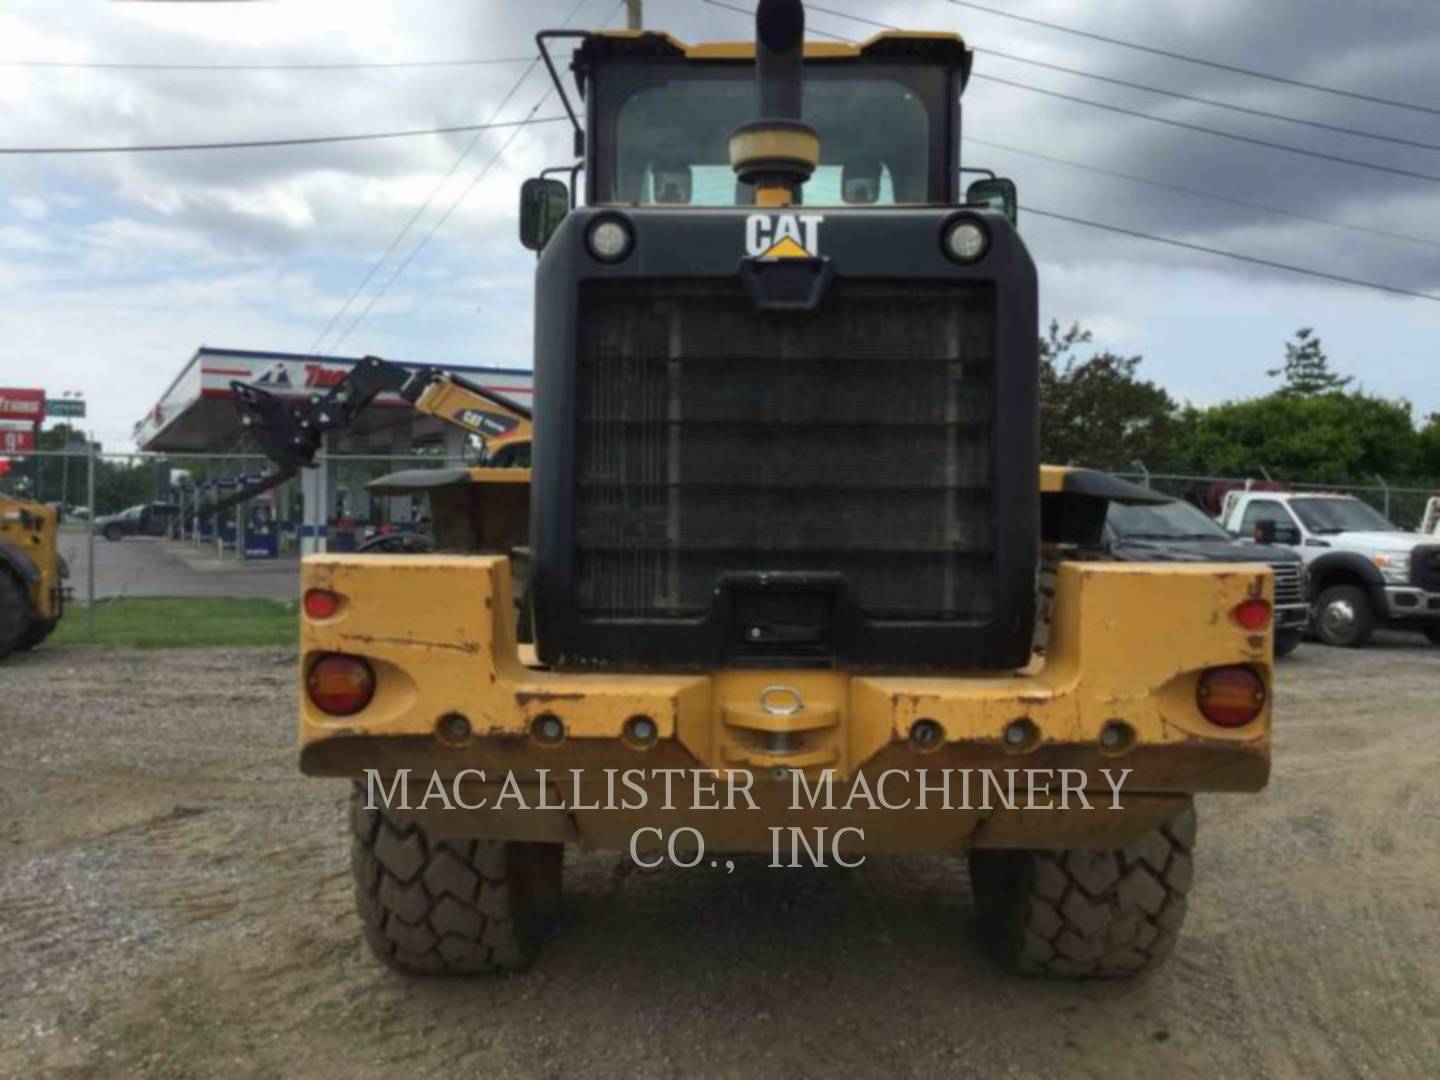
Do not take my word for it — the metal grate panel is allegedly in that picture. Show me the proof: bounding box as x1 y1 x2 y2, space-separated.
574 278 997 621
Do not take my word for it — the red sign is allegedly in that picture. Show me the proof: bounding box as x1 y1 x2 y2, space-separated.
0 388 44 423
0 428 35 453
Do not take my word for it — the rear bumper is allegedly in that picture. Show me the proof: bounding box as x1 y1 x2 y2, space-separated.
299 556 1273 852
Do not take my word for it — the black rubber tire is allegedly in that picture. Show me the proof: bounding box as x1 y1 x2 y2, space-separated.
0 570 34 662
17 617 56 652
1273 629 1303 658
349 785 563 975
1424 626 1440 646
969 801 1196 978
103 524 123 542
1313 584 1375 648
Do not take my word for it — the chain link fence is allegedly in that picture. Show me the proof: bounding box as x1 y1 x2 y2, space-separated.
6 447 1438 641
3 447 465 639
1112 467 1439 530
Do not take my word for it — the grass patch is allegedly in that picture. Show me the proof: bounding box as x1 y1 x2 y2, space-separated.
50 597 299 649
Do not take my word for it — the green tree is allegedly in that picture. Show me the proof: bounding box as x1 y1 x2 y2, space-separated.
1266 327 1353 396
1419 413 1440 479
1038 320 1183 469
1178 392 1420 482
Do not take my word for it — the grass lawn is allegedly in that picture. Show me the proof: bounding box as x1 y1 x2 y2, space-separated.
50 597 299 649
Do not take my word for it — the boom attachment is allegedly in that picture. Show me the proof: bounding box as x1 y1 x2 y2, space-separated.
212 356 534 513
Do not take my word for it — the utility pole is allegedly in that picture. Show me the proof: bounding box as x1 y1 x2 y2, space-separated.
626 0 642 29
86 436 95 640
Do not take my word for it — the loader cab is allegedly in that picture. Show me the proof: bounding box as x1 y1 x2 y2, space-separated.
523 12 1039 673
522 29 1015 247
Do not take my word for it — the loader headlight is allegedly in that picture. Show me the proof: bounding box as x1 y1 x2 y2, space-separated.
1373 552 1410 584
942 214 990 264
587 216 634 262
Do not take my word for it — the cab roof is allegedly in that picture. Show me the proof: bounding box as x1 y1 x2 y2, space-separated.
573 29 973 86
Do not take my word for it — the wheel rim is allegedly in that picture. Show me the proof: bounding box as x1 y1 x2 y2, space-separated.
1321 598 1357 639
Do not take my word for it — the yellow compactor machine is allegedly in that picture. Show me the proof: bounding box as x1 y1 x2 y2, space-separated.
0 494 67 660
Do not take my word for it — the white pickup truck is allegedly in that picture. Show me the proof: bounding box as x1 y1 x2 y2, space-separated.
1219 491 1440 648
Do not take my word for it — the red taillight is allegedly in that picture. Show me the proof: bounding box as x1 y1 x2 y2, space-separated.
304 588 343 619
1196 665 1266 728
1231 598 1271 631
307 653 375 716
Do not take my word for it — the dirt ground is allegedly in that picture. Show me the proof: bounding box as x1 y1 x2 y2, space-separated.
2 637 1437 1079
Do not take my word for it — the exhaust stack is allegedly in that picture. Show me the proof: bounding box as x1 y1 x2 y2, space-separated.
729 0 819 208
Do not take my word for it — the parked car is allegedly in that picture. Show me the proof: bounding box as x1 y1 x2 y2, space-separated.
1104 496 1309 657
94 502 178 542
356 530 434 555
1218 491 1440 648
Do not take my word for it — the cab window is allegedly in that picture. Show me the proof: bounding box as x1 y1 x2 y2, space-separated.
595 62 953 206
1239 500 1301 542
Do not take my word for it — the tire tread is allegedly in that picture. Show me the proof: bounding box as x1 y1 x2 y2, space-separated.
970 802 1196 978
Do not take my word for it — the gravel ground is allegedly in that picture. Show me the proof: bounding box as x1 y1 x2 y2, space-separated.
1 638 1438 1078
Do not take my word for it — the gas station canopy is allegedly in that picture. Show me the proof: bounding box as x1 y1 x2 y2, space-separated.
136 347 534 455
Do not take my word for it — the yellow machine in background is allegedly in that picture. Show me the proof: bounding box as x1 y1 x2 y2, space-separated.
0 494 68 660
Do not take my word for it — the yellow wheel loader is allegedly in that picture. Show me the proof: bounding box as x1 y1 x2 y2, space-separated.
0 494 68 660
285 2 1273 978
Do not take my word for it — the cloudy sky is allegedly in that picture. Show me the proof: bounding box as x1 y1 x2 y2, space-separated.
1 0 1437 449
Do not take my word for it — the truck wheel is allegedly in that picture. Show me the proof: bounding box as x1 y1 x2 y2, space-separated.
17 618 56 652
1424 626 1440 646
349 785 563 975
1313 584 1375 648
0 571 34 661
1273 629 1302 658
103 524 123 542
968 801 1196 978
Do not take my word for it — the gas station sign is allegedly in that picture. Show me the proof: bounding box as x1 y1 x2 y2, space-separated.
0 388 45 423
0 426 35 453
46 398 86 418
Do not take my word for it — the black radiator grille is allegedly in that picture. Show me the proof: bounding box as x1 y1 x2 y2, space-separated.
1269 562 1304 606
574 279 996 621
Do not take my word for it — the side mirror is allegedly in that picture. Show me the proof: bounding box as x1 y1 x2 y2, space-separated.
519 177 570 252
966 176 1018 226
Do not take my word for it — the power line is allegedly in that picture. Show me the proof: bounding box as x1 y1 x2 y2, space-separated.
945 0 1440 118
311 0 594 356
328 87 560 354
1024 206 1440 303
970 137 1440 251
976 74 1440 186
979 50 1440 155
0 56 535 71
326 0 626 351
309 67 549 355
799 2 1440 154
708 0 1440 185
691 3 1440 303
0 116 567 155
